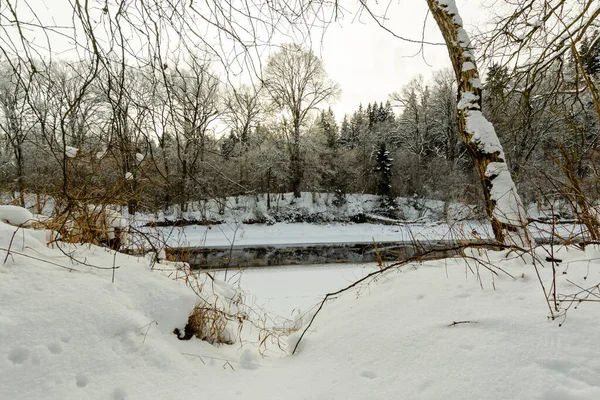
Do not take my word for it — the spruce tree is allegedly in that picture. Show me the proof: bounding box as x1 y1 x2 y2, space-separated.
339 115 352 148
348 104 367 148
374 142 393 205
580 34 600 77
319 107 339 149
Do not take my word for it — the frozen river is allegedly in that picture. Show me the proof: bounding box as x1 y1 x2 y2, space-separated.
208 263 380 319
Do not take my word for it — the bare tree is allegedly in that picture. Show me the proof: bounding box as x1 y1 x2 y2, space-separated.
391 76 436 162
224 85 262 147
0 63 30 206
170 55 221 212
262 44 340 198
430 69 460 163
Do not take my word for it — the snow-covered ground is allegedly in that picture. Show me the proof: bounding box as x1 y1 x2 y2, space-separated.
211 264 379 318
2 216 600 399
142 221 481 248
138 192 477 224
2 191 476 224
141 220 584 248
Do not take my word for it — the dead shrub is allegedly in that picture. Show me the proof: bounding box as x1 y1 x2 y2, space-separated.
178 305 239 345
43 202 128 250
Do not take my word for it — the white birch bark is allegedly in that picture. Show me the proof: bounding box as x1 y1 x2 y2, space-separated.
426 0 533 247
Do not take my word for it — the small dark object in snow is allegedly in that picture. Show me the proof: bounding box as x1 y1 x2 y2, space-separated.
545 257 562 263
174 322 194 340
448 320 477 327
351 213 367 223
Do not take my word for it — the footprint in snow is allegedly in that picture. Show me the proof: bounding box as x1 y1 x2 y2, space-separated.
76 374 89 388
240 348 259 370
47 342 63 354
8 346 30 365
360 370 377 380
112 387 127 399
31 354 41 366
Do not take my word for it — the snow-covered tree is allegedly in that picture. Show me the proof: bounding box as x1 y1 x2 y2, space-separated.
374 142 393 203
426 0 532 247
262 44 340 198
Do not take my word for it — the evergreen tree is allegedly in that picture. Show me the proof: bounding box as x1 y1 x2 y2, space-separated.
339 115 352 148
376 102 387 123
319 107 339 149
220 131 239 159
580 34 600 77
484 63 510 121
374 142 393 201
367 103 376 130
347 104 368 148
315 107 341 191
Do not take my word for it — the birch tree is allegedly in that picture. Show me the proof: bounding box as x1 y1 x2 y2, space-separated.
424 0 532 247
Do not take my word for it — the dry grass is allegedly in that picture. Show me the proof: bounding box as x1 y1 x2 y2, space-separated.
41 202 128 250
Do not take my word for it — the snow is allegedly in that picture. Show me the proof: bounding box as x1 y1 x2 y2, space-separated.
470 77 482 88
465 110 506 158
486 162 527 225
65 146 78 158
140 219 578 253
2 220 600 399
0 205 33 226
210 264 377 318
134 192 477 226
456 26 472 50
457 90 480 110
141 221 491 248
462 61 475 71
125 172 134 180
0 221 197 398
135 153 144 162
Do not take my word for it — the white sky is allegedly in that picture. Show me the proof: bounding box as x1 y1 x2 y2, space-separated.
313 0 487 118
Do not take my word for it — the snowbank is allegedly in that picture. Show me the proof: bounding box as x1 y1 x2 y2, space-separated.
2 220 600 399
0 205 33 226
0 221 197 398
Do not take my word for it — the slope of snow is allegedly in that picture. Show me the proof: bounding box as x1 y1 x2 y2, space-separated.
2 220 600 399
0 205 34 226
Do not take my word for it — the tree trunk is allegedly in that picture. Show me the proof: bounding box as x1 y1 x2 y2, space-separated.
125 153 137 215
180 159 188 213
15 144 25 207
425 0 532 247
291 122 302 198
266 167 272 210
161 146 171 211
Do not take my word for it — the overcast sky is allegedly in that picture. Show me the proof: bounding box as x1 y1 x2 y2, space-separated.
311 0 487 118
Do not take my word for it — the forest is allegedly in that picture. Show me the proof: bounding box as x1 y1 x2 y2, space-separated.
1 38 598 218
